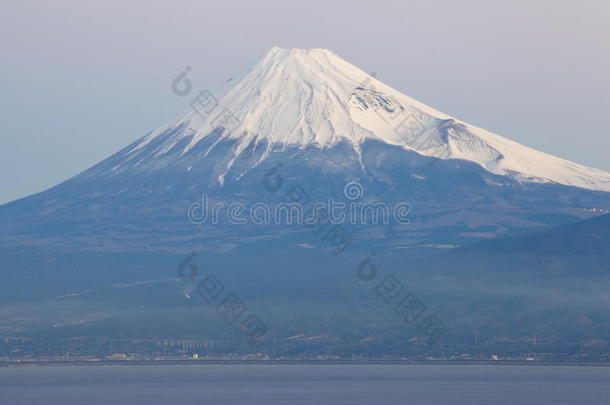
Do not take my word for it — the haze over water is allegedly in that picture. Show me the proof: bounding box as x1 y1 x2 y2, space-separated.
2 364 610 404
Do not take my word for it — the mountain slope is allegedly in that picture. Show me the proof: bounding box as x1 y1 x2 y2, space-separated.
110 47 610 191
412 213 610 277
2 48 610 355
1 47 609 255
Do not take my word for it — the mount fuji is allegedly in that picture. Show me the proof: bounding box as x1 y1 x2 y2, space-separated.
2 47 610 354
2 47 608 256
138 47 610 191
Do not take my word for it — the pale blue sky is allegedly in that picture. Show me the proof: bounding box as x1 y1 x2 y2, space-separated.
1 0 609 204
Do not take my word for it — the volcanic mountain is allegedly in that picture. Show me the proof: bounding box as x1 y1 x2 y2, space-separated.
1 47 609 256
2 47 610 355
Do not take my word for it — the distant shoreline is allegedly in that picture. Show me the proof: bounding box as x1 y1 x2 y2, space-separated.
3 359 610 368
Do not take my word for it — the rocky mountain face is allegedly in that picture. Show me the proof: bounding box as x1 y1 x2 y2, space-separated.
1 47 609 355
1 47 609 256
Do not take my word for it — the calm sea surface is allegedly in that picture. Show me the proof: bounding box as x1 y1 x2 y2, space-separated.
1 364 610 404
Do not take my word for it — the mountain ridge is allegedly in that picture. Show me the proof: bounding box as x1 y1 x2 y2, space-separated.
1 47 609 255
105 46 610 191
2 48 610 355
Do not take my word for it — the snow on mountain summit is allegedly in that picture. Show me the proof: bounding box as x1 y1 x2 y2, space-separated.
129 47 610 191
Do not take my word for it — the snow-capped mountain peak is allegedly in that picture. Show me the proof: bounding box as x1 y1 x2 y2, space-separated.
128 47 610 191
